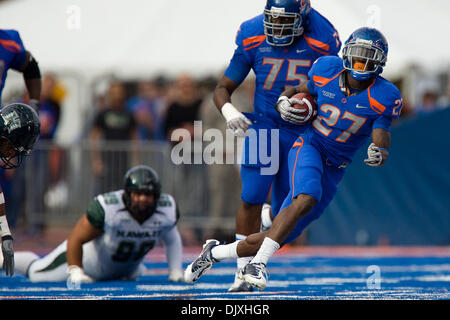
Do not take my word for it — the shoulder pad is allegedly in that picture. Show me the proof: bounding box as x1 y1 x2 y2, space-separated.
235 14 265 48
303 9 341 55
308 56 344 86
0 29 24 53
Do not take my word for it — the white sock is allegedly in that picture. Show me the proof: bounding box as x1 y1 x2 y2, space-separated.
251 237 280 265
211 240 240 261
235 234 253 271
261 204 273 229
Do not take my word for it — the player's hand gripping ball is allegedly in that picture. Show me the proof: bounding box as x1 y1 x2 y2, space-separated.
276 93 317 125
290 92 318 123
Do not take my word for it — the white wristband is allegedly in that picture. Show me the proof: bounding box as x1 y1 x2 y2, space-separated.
0 192 4 205
0 215 11 238
221 102 242 122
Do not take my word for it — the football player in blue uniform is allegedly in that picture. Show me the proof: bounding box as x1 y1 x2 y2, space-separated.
0 30 41 277
186 27 403 290
213 0 340 291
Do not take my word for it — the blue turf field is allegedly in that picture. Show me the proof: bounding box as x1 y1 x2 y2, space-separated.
1 247 449 300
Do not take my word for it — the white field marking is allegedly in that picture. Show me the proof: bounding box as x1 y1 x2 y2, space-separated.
334 289 450 300
137 283 231 291
0 286 124 292
147 264 450 276
414 275 450 282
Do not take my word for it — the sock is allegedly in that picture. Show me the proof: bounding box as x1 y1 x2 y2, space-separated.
235 234 253 270
211 240 240 261
251 237 280 265
261 204 273 229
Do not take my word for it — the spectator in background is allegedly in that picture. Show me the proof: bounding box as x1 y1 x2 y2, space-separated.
164 74 207 242
126 80 166 141
164 74 204 143
415 90 440 116
28 74 67 235
3 73 67 236
90 81 139 194
199 77 254 241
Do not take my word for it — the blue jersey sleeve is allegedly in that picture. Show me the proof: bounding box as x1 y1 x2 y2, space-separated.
224 22 255 84
2 30 27 70
368 78 403 122
372 115 392 131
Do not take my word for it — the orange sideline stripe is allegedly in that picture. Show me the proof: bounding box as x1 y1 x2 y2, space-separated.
291 137 304 199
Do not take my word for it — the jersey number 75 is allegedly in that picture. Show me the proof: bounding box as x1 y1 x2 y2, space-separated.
263 58 311 90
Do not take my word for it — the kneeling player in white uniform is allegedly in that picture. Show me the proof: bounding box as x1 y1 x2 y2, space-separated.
8 165 185 283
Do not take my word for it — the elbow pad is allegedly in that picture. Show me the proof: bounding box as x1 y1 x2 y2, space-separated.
23 56 41 80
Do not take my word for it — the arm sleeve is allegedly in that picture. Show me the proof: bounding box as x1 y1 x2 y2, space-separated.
161 226 183 272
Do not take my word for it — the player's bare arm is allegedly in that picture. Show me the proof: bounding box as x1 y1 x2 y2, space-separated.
213 75 251 136
213 75 239 111
66 214 103 268
281 81 311 98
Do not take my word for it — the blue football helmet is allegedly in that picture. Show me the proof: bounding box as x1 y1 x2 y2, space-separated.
263 0 311 46
342 27 388 81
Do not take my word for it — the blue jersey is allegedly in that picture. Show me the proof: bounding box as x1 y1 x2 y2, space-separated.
0 29 27 102
225 9 340 128
306 55 403 166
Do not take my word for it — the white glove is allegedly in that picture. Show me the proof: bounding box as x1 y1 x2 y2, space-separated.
168 269 185 282
276 96 310 124
364 143 387 167
221 102 252 137
67 265 94 284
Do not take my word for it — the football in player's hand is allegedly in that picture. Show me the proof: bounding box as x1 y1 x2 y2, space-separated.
290 92 318 122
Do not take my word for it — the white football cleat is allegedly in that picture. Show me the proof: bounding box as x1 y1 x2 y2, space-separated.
238 262 269 290
228 271 254 292
184 239 219 284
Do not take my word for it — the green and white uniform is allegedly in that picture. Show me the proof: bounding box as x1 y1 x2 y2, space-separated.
20 190 182 282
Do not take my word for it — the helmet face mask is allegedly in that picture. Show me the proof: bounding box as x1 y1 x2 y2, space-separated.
342 28 388 81
123 165 161 220
0 103 40 169
263 0 311 47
